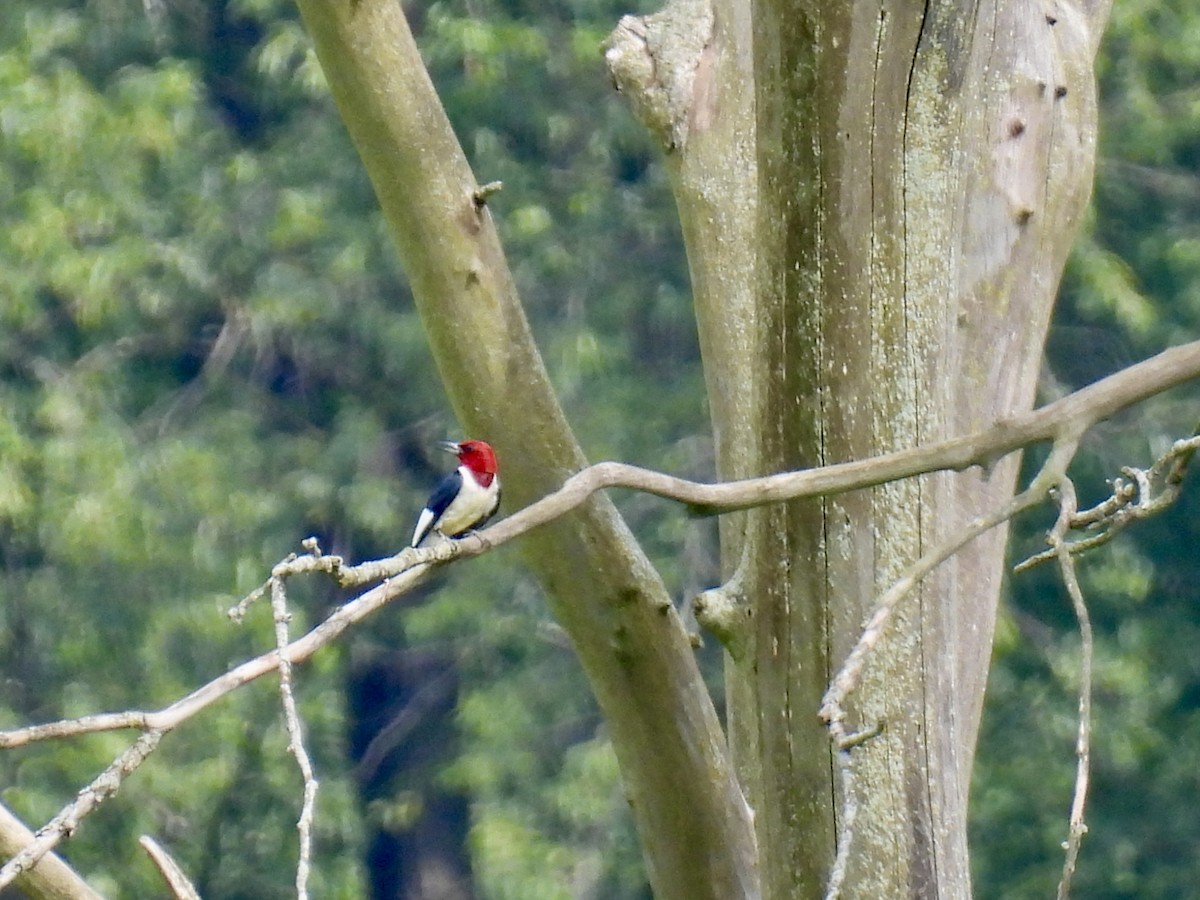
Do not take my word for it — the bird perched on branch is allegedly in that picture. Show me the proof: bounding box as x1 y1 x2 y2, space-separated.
411 439 501 547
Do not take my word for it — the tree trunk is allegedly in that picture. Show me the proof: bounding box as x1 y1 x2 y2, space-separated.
293 2 757 898
297 0 1113 895
615 0 1113 896
348 645 476 900
746 1 1109 896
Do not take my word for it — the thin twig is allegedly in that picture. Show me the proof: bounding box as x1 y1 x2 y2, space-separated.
0 730 164 891
1014 434 1200 573
823 748 860 900
227 578 271 623
2 343 1199 890
139 835 201 900
1050 479 1093 900
819 436 1081 900
270 576 318 900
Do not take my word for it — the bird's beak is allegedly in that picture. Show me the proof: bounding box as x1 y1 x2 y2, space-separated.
437 440 462 455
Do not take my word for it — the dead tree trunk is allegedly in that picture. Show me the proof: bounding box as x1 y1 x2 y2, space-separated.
614 0 1112 895
749 2 1108 896
298 0 1113 894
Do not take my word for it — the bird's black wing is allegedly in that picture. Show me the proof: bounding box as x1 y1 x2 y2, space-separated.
411 469 464 547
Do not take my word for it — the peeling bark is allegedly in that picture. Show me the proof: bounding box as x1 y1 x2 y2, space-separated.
293 0 1114 894
612 0 1112 896
603 0 715 150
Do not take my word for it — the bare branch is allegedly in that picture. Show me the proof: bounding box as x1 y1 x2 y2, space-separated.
0 547 457 888
2 342 1198 889
0 730 164 891
0 559 442 750
1050 480 1094 900
0 802 103 900
1 346 1196 750
0 545 466 883
0 711 157 748
1015 433 1200 572
222 345 1195 623
819 434 1083 740
467 343 1200 556
818 405 1198 896
270 577 318 900
819 435 1082 900
139 835 201 900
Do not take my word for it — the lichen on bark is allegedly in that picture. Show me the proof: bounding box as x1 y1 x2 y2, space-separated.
603 0 714 150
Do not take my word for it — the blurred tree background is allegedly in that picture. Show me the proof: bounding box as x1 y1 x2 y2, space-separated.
0 0 1196 897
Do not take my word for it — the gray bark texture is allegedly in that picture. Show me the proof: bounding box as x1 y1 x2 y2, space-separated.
617 0 1113 896
296 0 1113 896
0 802 103 900
295 2 757 899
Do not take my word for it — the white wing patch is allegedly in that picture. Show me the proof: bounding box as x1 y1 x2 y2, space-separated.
412 466 500 547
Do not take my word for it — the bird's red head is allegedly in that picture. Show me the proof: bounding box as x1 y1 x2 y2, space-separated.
441 439 499 484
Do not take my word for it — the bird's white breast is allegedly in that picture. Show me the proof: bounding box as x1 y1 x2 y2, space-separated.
436 466 500 537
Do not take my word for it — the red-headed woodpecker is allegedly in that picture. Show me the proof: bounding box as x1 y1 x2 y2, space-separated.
411 439 501 547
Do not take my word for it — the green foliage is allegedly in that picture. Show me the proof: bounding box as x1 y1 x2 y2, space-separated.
10 0 1197 895
0 0 692 894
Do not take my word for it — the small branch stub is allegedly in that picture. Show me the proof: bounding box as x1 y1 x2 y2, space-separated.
692 543 753 657
602 0 714 151
2 346 1199 896
473 181 503 208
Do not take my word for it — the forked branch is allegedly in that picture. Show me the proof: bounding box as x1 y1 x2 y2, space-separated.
3 341 1200 896
819 412 1200 899
1049 479 1094 900
1015 431 1200 573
